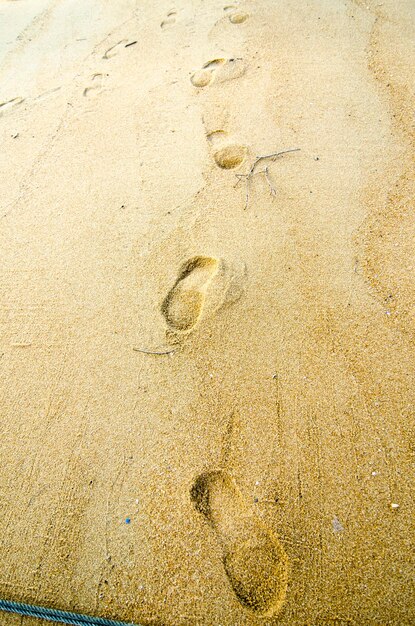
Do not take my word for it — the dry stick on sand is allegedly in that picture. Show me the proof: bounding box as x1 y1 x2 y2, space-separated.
133 347 176 355
235 148 300 209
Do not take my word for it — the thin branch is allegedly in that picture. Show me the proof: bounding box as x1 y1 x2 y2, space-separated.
264 166 277 196
133 347 176 355
237 147 300 209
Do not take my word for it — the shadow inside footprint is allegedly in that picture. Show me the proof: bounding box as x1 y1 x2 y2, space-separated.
213 144 247 169
161 256 219 331
191 58 245 88
191 470 288 616
103 39 128 59
229 11 249 23
83 74 104 97
161 10 177 29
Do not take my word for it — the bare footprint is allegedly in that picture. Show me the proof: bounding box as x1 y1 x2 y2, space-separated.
83 73 105 97
161 256 219 331
207 130 228 145
213 144 247 169
161 9 177 29
191 471 288 616
229 11 249 23
223 5 249 23
103 39 128 59
206 131 248 169
191 58 245 88
0 97 24 116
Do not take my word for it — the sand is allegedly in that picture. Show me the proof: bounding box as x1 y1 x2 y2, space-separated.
0 0 414 624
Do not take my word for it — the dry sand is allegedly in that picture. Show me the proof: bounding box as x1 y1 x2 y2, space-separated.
0 0 414 624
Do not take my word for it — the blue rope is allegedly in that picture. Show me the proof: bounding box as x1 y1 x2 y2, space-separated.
0 599 141 626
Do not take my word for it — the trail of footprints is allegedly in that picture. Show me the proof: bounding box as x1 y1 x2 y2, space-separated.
84 38 136 97
191 471 288 616
1 6 246 113
155 3 288 616
0 36 135 113
0 1 286 617
159 257 288 616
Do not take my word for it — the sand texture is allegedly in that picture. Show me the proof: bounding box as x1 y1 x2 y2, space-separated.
0 0 414 624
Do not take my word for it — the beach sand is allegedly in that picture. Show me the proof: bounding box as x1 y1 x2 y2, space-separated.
0 0 414 624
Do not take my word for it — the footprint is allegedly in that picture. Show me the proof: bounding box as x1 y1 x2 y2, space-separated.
213 144 247 169
103 39 128 59
161 9 177 29
223 5 248 23
191 471 288 616
229 11 249 23
206 129 247 168
161 256 218 331
83 73 105 97
0 97 24 116
191 58 245 88
207 130 228 145
191 59 225 88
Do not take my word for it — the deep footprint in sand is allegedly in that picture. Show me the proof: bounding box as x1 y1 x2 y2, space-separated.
191 58 245 88
213 144 247 169
161 256 219 331
206 130 247 169
191 470 288 616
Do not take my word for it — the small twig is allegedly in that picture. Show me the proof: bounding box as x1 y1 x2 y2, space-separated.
264 166 277 196
237 147 300 209
133 346 176 355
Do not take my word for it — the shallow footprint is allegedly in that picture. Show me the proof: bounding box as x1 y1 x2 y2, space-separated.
83 73 105 97
207 129 228 145
229 11 249 23
191 59 225 88
103 39 128 59
191 470 288 616
161 256 218 331
191 58 245 88
161 10 177 29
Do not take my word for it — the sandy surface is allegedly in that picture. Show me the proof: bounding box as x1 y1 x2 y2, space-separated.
0 0 414 624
